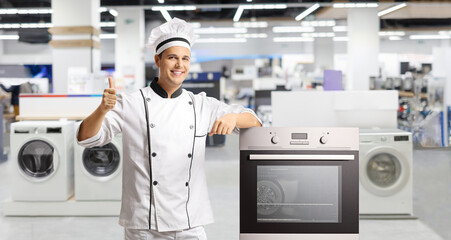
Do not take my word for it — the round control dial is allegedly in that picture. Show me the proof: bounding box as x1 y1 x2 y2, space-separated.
271 136 280 144
319 136 328 144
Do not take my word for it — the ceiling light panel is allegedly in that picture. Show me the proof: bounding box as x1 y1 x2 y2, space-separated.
379 31 405 36
301 20 335 27
196 38 247 43
302 32 335 38
151 6 196 11
273 37 314 42
0 8 53 14
272 26 315 33
295 3 320 21
333 26 347 32
233 21 268 28
378 3 407 17
410 35 451 40
194 27 247 34
333 3 378 8
235 33 267 39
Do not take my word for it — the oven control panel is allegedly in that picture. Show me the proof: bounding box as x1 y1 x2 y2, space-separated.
240 127 359 150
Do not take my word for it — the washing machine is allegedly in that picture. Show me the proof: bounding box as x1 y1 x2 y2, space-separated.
74 122 122 201
359 129 413 215
10 120 75 201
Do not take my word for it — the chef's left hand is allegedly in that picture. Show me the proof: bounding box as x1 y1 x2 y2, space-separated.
209 113 237 136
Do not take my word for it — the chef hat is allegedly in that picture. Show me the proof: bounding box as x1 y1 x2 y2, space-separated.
147 18 196 55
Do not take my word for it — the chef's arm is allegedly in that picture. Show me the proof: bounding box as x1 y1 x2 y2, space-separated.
78 77 117 141
77 107 108 141
235 112 262 128
209 112 261 136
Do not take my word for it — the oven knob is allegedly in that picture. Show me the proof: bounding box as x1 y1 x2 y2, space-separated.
319 136 328 144
271 136 280 144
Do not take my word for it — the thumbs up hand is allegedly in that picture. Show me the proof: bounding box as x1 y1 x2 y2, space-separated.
100 77 117 114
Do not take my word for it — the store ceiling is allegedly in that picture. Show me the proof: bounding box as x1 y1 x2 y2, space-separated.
0 0 451 31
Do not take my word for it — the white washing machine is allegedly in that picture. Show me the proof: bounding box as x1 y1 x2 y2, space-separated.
359 129 413 215
74 122 122 201
10 120 74 201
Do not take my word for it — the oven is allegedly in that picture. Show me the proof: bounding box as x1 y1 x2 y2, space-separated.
240 127 359 240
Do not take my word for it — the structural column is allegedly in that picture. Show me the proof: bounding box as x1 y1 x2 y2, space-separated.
314 36 334 72
50 0 101 94
346 8 379 90
115 8 145 92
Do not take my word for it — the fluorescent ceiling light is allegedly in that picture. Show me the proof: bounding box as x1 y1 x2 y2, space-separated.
295 3 320 21
247 0 252 2
0 35 19 40
410 35 451 40
99 22 116 27
98 7 108 12
109 9 118 17
389 36 403 41
379 31 405 36
301 20 335 27
0 8 53 14
302 32 335 38
273 37 314 42
333 37 348 42
190 22 201 28
233 6 244 22
100 34 117 39
158 0 164 3
152 6 196 11
20 23 53 28
272 26 315 33
333 26 346 32
242 4 287 10
378 3 407 17
234 4 287 22
160 10 172 22
0 23 53 29
233 21 268 28
235 33 267 39
194 27 247 34
196 38 247 43
333 3 378 8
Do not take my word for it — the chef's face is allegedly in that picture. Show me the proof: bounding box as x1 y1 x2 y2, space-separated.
155 46 190 88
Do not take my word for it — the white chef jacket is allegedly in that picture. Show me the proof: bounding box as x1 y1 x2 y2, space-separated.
77 79 260 232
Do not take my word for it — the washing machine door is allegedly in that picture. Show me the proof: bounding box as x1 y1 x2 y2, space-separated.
361 146 410 196
82 143 120 177
18 140 55 178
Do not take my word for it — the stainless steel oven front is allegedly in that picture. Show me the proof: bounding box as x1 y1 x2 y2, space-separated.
240 127 359 240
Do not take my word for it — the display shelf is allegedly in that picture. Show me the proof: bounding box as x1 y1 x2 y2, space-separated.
398 91 427 99
3 197 121 216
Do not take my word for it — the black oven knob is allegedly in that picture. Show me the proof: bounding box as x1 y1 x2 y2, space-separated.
320 136 328 144
271 136 280 144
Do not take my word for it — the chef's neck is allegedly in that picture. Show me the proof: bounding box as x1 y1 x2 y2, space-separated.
156 80 181 99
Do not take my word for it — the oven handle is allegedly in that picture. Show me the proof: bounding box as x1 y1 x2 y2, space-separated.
249 154 355 160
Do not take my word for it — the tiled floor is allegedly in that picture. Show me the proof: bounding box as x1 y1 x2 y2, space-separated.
0 134 449 240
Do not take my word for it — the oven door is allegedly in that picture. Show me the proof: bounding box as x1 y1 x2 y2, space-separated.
240 150 359 237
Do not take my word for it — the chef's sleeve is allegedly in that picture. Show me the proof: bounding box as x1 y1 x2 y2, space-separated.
205 95 261 134
77 94 124 148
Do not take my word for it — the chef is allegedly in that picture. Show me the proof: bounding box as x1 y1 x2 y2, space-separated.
77 18 261 240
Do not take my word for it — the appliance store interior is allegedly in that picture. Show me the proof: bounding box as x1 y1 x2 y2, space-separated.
0 0 450 239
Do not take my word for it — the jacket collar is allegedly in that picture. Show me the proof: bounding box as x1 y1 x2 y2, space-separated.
150 77 183 99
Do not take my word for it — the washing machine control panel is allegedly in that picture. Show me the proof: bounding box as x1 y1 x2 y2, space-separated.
240 127 359 150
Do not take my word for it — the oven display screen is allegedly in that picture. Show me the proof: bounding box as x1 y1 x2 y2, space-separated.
291 133 308 139
257 165 341 223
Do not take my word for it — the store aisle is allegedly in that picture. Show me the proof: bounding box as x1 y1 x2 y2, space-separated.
0 134 448 240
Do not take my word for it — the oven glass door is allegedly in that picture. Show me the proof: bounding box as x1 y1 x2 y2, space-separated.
257 165 341 223
240 150 359 234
